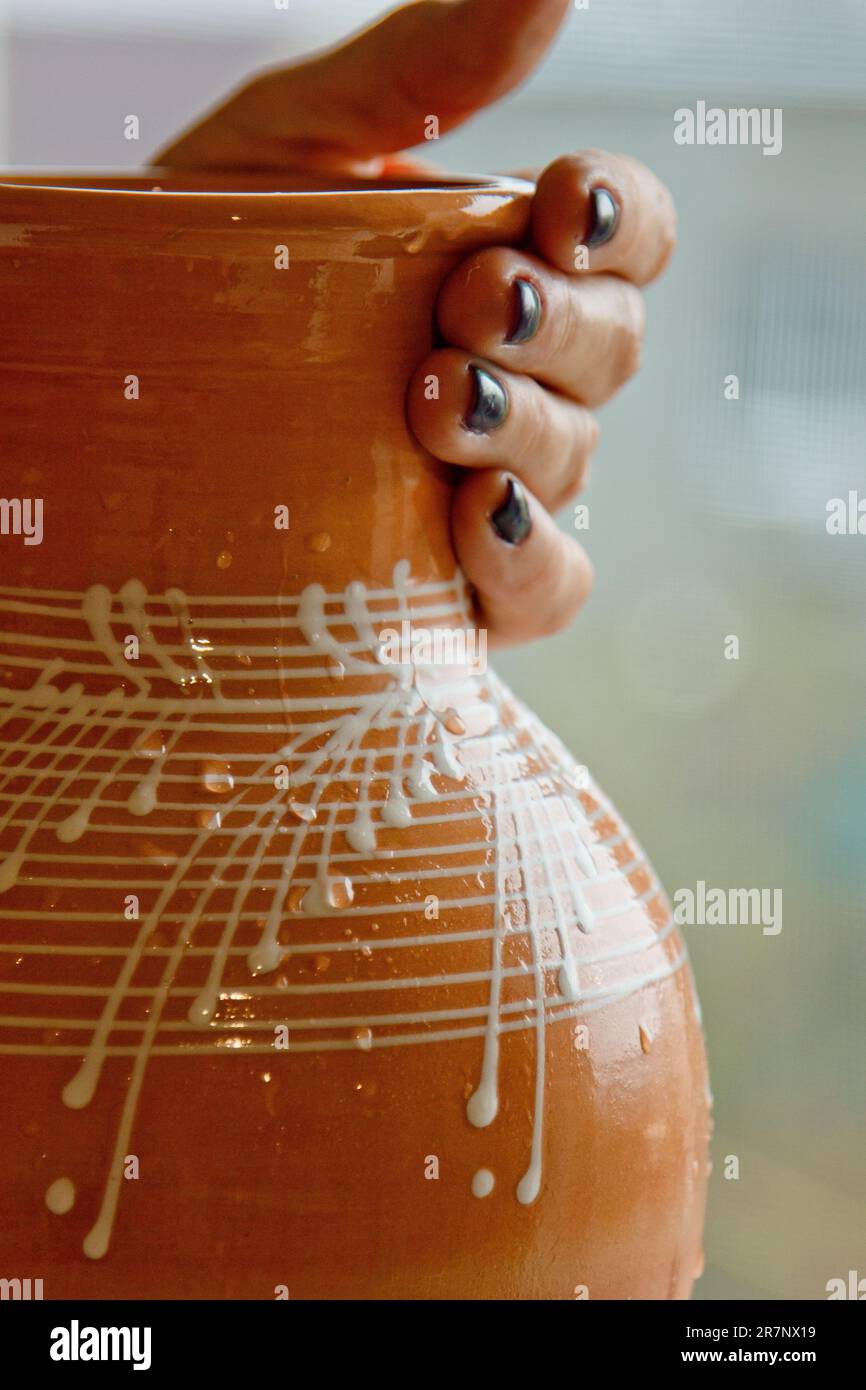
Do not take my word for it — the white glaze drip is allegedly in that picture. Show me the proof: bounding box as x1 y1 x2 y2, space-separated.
466 800 503 1131
471 1168 495 1198
513 793 548 1206
45 1176 76 1215
82 585 147 692
0 565 690 1259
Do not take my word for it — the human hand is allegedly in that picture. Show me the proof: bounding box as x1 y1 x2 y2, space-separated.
155 0 676 646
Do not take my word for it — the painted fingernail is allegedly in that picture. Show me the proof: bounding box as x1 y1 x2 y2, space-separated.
465 364 509 434
586 187 619 247
506 278 542 345
491 476 532 546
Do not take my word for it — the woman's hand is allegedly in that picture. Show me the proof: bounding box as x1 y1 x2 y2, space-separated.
155 0 676 647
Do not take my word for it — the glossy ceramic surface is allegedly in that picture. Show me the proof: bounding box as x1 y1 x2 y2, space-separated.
0 172 709 1299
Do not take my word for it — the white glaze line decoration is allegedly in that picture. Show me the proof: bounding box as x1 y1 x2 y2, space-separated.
0 564 688 1257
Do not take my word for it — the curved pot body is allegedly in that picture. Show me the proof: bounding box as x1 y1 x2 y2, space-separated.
0 172 710 1299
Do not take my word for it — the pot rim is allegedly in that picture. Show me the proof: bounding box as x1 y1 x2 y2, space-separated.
0 168 534 199
0 168 534 243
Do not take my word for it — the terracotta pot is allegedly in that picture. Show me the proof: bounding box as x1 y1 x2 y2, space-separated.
0 171 709 1300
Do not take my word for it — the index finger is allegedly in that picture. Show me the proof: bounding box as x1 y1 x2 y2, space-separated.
531 150 677 287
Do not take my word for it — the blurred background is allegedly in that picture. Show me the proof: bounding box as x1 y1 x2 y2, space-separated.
2 0 864 1299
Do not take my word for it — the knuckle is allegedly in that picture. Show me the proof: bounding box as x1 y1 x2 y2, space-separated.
519 381 554 470
567 417 600 511
541 573 589 637
554 414 598 510
650 227 677 280
554 280 582 360
613 284 646 382
530 582 574 638
536 610 569 639
647 183 678 279
552 475 583 512
584 411 601 463
563 581 590 628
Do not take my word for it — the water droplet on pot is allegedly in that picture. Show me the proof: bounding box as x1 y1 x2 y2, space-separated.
287 884 306 912
328 877 354 910
133 730 165 760
200 759 234 796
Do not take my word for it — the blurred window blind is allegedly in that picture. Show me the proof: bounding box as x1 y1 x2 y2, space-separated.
12 0 866 106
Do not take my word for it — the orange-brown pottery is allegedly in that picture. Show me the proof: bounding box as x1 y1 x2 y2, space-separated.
0 171 710 1299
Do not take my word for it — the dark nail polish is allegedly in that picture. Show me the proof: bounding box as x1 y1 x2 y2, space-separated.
491 476 531 546
585 187 619 247
506 278 542 344
465 364 509 434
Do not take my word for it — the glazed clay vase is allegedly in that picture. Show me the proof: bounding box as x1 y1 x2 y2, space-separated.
0 172 710 1299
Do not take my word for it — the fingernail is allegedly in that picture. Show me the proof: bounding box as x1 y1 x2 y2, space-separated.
585 187 619 247
465 364 509 434
491 476 532 546
506 278 542 345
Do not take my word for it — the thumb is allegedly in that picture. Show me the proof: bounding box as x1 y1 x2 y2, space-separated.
155 0 571 171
